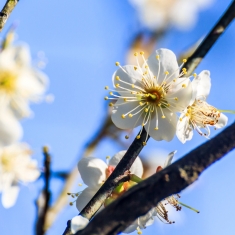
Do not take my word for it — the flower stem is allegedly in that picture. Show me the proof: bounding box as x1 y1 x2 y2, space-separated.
218 109 235 114
179 201 200 213
130 174 143 183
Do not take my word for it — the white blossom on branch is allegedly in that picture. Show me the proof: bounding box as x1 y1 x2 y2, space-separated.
106 48 193 143
177 70 228 143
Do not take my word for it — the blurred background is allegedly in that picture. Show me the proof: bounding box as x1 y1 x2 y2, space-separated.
0 0 235 234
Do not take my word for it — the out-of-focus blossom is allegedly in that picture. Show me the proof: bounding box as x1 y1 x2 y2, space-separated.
177 71 228 143
106 48 192 143
0 106 22 146
0 143 40 208
0 44 48 118
76 150 143 211
129 0 214 31
70 215 89 234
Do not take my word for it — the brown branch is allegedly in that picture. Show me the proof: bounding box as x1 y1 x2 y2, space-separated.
184 0 235 75
75 121 235 235
0 0 18 32
62 173 132 235
36 147 51 235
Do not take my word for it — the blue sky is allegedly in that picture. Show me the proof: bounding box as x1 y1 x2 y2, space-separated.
0 0 235 234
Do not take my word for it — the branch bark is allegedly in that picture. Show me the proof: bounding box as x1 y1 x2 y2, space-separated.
75 121 235 235
184 0 235 75
36 147 51 235
0 0 18 32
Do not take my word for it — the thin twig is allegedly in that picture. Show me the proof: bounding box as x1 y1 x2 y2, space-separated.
44 108 125 232
62 1 235 233
184 0 235 75
75 121 235 235
0 0 18 32
36 147 51 235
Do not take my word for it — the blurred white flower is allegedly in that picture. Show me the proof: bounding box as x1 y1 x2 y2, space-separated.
70 215 89 234
76 150 143 212
177 71 228 143
129 0 214 31
0 106 22 146
0 44 48 118
107 48 192 143
0 143 40 208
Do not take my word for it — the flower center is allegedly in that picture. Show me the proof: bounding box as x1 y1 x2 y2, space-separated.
0 70 17 93
189 100 220 126
1 154 14 172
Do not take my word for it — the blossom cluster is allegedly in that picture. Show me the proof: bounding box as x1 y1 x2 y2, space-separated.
0 31 48 208
70 48 229 234
106 48 227 144
72 151 199 234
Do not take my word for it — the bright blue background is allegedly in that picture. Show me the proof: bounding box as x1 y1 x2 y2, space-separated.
0 0 235 234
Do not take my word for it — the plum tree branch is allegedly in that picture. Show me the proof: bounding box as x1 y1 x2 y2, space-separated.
62 1 235 234
184 0 235 75
75 121 235 235
0 0 18 32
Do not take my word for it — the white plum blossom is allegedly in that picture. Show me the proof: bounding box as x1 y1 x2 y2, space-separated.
76 150 143 212
0 106 23 146
176 71 228 143
0 143 40 208
75 151 155 234
0 44 48 118
70 215 89 234
128 0 214 31
107 48 192 143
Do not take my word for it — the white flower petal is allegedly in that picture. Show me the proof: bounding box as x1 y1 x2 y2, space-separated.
111 98 143 130
76 187 97 212
0 107 23 146
176 114 193 143
16 159 40 182
2 183 19 208
77 157 107 188
167 78 192 111
123 222 138 233
124 209 155 233
148 110 177 141
147 49 179 84
191 70 211 102
109 150 143 177
112 65 143 94
163 151 177 168
215 113 228 129
71 215 89 234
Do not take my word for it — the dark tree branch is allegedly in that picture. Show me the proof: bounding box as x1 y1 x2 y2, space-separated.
36 147 51 235
184 0 235 75
0 0 18 32
75 121 235 235
62 1 235 234
62 173 132 235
